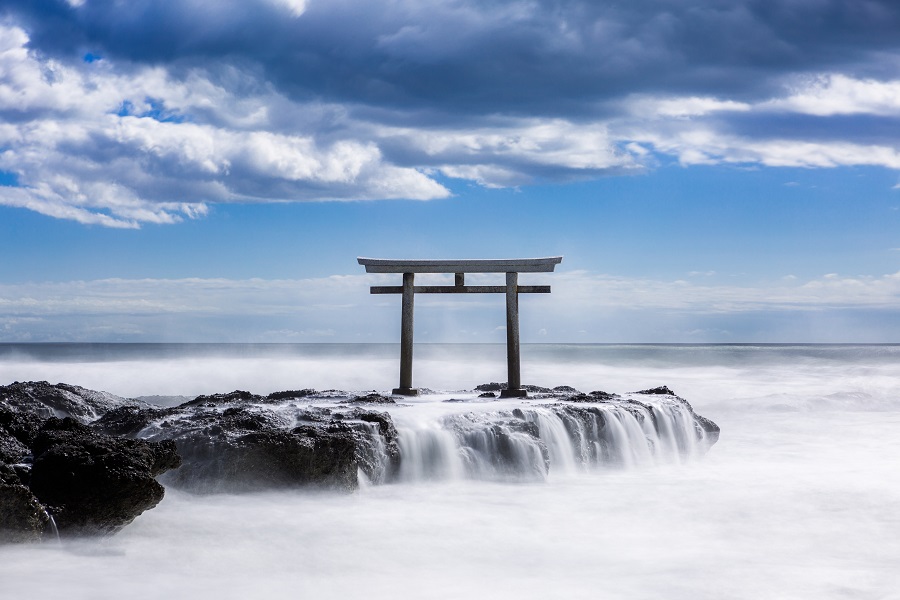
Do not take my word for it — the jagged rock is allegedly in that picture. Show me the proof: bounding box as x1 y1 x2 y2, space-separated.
0 381 129 421
92 405 170 437
179 389 257 408
28 417 181 535
636 386 676 396
266 389 316 401
164 427 358 492
108 391 403 491
0 463 50 544
552 385 581 393
91 387 401 491
341 393 396 405
0 424 30 465
475 382 553 394
476 382 503 392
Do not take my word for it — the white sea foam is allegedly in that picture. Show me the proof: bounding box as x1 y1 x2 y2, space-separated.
1 344 898 599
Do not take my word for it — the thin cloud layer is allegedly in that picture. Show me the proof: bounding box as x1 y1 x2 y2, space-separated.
2 270 898 342
2 0 900 226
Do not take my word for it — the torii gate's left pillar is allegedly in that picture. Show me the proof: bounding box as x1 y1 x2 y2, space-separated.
397 272 416 395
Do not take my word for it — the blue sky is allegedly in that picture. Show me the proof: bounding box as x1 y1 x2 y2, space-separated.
0 0 899 343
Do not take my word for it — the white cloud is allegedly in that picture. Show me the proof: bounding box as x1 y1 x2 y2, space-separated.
0 24 449 227
626 95 752 118
552 270 900 313
765 74 900 117
2 14 900 228
383 118 640 186
630 126 900 170
265 0 307 17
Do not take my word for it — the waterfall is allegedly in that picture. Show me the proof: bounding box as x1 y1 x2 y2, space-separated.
44 513 60 544
358 396 714 484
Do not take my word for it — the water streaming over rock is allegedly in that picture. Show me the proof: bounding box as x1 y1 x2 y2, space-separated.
365 394 715 483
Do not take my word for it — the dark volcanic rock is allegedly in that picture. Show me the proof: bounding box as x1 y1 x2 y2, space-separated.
126 391 402 491
633 386 721 443
1 463 50 543
552 385 581 394
179 389 257 408
0 422 31 465
266 389 316 401
28 417 181 535
342 392 396 405
0 381 127 421
475 382 553 394
169 428 357 492
636 386 676 396
92 405 170 437
1 384 180 540
475 382 503 392
563 390 619 403
21 383 402 495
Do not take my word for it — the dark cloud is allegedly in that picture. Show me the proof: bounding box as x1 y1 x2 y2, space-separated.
5 0 900 117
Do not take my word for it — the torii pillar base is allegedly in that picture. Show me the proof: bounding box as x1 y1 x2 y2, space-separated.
499 388 528 398
392 388 419 396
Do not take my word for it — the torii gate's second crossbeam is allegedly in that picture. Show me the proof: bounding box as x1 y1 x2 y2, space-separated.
358 257 563 398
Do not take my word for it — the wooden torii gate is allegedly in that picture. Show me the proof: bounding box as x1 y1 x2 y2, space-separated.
358 257 563 398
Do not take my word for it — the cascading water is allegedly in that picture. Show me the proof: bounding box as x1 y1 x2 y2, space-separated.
359 393 716 483
44 513 60 544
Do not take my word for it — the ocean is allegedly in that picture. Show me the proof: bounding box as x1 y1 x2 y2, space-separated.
1 343 899 599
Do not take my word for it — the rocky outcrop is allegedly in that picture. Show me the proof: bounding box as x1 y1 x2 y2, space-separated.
94 390 401 493
0 382 181 542
0 381 130 422
28 417 180 535
1 380 720 542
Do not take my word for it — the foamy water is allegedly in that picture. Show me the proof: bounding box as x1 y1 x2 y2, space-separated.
1 344 899 600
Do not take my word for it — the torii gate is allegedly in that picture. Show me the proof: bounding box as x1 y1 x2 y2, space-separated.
358 257 562 398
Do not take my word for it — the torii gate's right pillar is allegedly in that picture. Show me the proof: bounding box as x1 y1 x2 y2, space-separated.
501 272 526 398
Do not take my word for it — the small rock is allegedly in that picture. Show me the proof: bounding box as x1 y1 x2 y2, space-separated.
636 386 676 396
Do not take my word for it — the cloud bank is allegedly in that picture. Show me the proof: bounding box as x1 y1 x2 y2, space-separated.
2 270 898 342
2 0 900 226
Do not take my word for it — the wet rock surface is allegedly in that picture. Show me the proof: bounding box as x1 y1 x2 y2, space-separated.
95 389 402 493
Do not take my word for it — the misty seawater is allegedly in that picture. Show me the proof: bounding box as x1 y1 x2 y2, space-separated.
1 344 899 600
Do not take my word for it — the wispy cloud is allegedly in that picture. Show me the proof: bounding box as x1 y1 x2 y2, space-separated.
1 270 898 342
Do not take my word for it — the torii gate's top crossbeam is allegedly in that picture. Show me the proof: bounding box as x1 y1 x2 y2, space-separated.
357 257 562 273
